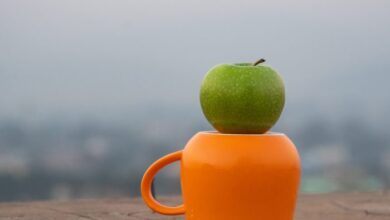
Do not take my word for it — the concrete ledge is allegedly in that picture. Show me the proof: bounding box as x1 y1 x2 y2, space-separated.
0 192 389 219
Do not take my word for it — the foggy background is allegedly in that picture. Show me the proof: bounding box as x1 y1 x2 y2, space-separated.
0 0 390 201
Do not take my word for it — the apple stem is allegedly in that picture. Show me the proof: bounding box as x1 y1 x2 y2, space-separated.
253 58 266 66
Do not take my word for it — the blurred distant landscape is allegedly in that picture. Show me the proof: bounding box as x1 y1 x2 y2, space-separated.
0 0 390 201
0 110 389 201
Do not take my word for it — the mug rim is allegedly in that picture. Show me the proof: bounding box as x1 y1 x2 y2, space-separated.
198 131 285 137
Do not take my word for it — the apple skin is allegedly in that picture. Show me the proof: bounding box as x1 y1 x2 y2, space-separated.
200 63 285 134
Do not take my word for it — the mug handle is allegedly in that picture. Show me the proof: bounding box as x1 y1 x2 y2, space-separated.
141 150 185 215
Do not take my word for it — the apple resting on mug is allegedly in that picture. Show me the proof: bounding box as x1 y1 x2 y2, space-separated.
141 59 300 220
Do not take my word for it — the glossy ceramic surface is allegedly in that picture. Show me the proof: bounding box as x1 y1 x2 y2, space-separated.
141 131 300 220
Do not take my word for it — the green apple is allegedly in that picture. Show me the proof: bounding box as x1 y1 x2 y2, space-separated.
200 59 285 134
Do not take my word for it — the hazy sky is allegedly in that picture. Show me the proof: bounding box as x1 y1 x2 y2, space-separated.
1 0 389 124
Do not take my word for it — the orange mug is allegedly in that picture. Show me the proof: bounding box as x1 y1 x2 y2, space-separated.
141 131 300 220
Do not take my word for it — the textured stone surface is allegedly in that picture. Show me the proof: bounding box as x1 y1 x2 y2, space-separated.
0 192 389 219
